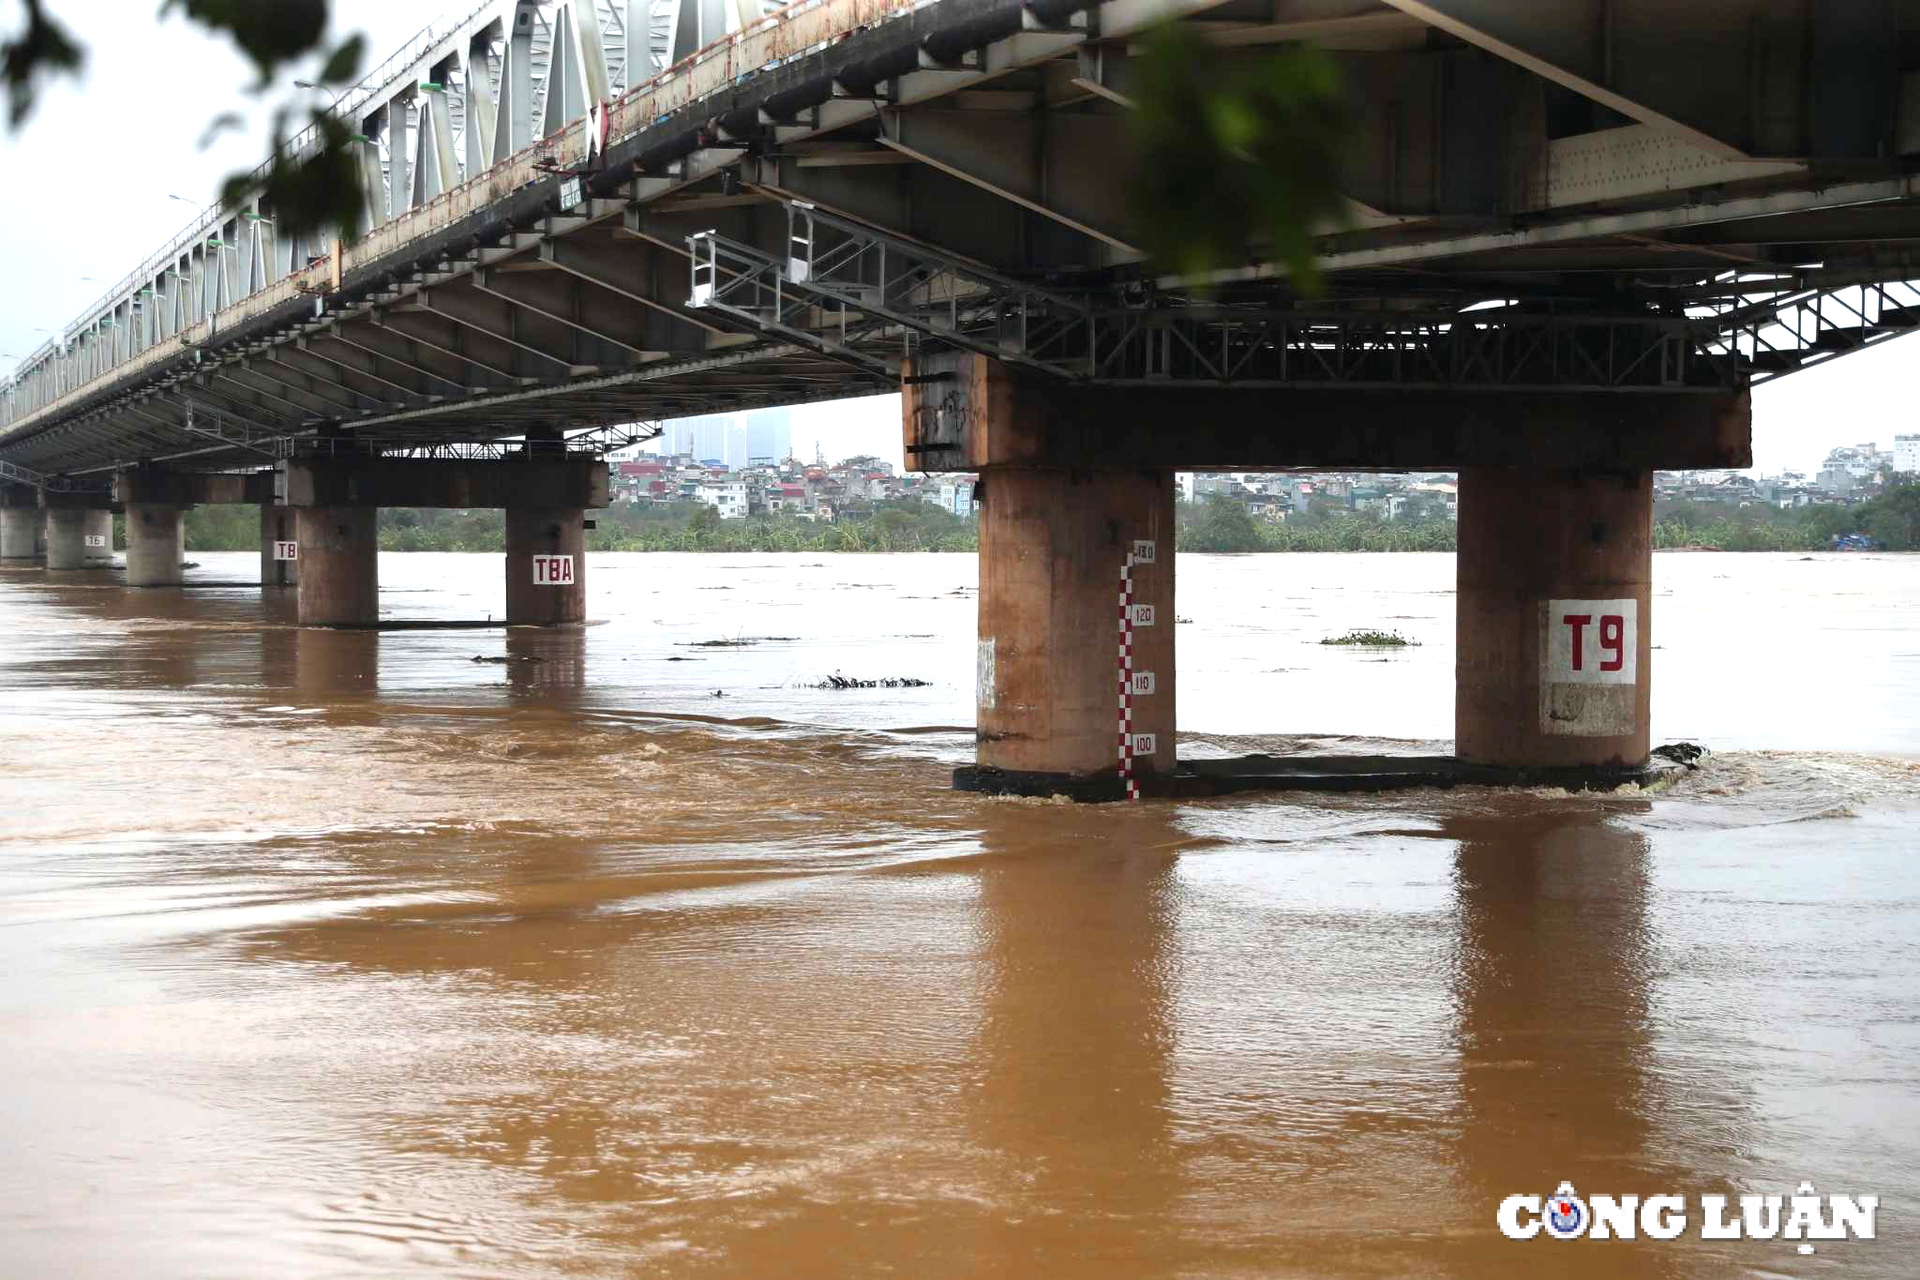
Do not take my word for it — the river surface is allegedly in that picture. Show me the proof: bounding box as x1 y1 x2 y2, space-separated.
1 550 1917 1277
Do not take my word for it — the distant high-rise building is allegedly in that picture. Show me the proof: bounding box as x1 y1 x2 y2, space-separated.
660 407 794 470
661 413 739 468
744 406 792 466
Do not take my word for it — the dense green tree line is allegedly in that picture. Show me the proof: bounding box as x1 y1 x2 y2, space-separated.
583 501 977 552
180 499 978 554
175 482 1920 555
1175 482 1920 553
1177 496 1458 553
1653 479 1920 551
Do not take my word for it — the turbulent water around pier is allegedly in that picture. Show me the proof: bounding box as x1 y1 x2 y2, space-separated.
1 550 1917 1277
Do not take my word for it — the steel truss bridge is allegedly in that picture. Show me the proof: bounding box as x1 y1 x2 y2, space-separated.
8 0 1920 484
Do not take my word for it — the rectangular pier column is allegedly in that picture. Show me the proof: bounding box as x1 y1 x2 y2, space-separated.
0 507 38 559
126 504 186 586
1456 468 1652 770
260 506 299 587
44 508 114 570
505 507 586 625
295 507 378 626
975 468 1176 787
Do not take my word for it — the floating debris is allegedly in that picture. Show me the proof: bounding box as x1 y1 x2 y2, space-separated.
1320 629 1418 647
1651 742 1707 770
682 635 799 648
816 674 933 689
470 654 543 664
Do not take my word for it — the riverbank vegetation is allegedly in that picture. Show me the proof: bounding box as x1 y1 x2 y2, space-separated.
180 499 978 554
1176 482 1920 553
1656 479 1919 551
176 480 1920 554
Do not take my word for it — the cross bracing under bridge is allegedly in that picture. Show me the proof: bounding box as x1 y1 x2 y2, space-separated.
11 0 1920 482
691 198 1920 392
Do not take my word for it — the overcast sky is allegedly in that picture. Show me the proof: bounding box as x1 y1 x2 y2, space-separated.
0 1 1905 477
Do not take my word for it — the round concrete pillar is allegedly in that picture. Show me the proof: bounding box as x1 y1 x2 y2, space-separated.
975 468 1176 784
295 507 378 626
0 507 38 559
44 508 114 570
1456 468 1652 770
126 504 186 586
260 505 299 588
505 507 586 625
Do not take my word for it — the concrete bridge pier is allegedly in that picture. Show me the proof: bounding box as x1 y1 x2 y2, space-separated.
261 506 299 588
0 487 40 559
908 350 1747 798
282 456 607 628
1456 468 1653 771
0 507 36 559
295 507 380 627
975 467 1177 793
42 497 115 570
125 505 186 586
505 507 586 625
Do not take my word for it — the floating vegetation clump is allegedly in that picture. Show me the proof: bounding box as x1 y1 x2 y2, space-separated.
1319 629 1417 647
816 675 933 689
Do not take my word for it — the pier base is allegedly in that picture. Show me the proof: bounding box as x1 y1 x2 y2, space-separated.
974 467 1176 786
957 751 1663 801
1456 468 1653 770
505 507 585 626
126 504 185 586
296 507 378 626
44 508 114 570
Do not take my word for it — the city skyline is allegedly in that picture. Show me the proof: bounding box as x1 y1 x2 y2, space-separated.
655 407 794 469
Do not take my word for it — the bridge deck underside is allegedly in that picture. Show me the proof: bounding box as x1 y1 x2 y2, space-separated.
8 0 1920 478
0 339 876 475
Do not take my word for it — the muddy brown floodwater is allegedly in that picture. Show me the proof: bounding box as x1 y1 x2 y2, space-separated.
1 550 1917 1277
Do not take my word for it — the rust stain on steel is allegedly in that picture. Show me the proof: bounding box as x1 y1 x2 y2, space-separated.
610 0 919 144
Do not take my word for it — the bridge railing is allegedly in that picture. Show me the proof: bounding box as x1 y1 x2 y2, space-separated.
1 0 932 448
48 3 503 369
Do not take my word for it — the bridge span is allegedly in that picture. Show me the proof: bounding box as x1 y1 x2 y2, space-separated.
5 0 1920 796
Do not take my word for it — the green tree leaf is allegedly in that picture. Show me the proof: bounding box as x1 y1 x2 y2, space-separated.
0 0 84 127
